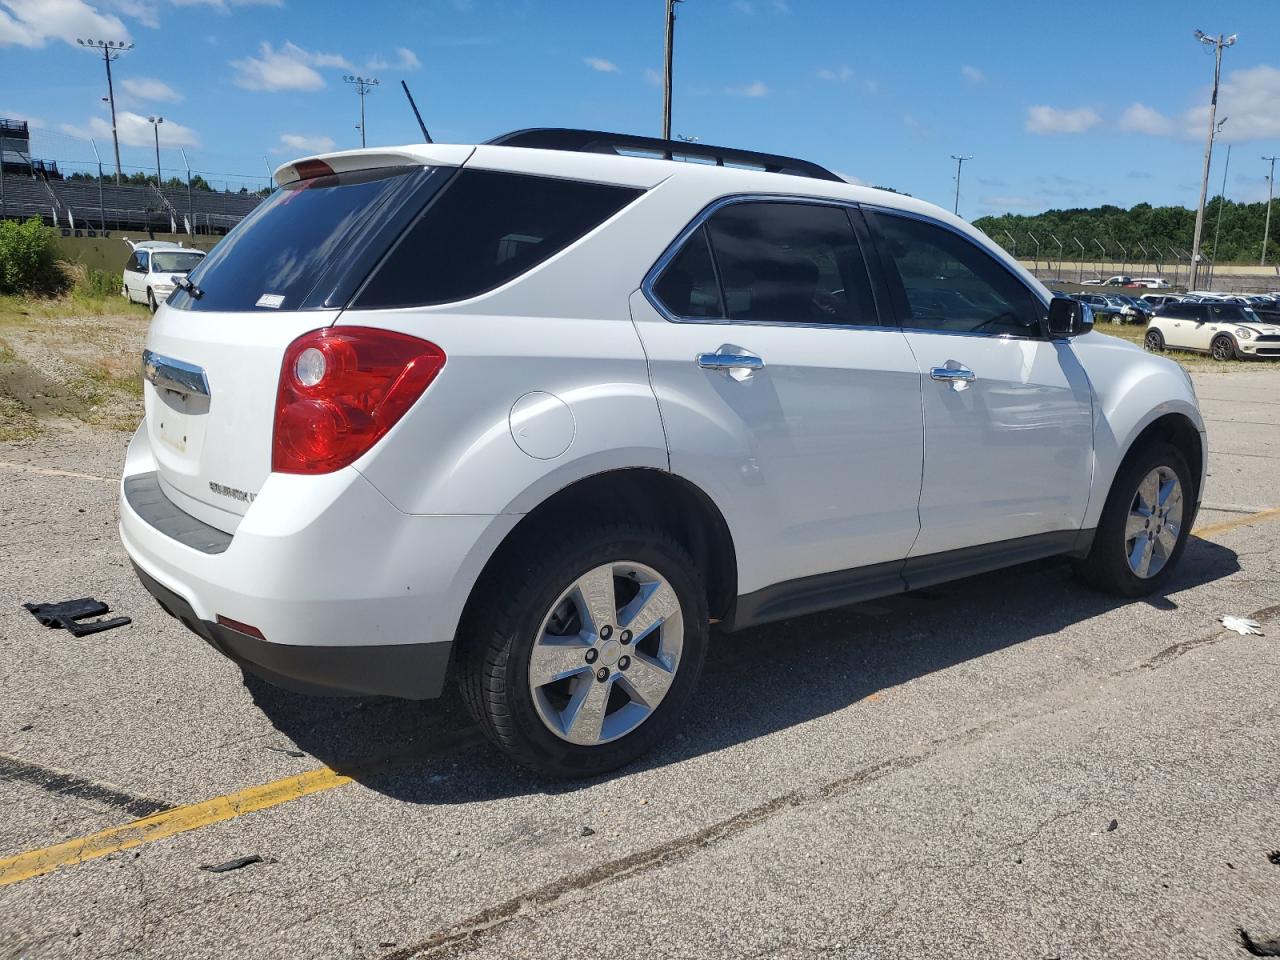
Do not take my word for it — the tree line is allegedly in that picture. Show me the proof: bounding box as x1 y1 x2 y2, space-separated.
973 198 1279 266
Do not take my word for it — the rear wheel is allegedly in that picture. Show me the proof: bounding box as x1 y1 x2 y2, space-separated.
459 522 708 778
1073 441 1192 597
1211 334 1237 361
1144 329 1165 352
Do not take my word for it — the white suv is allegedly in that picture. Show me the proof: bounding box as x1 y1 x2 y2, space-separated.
120 129 1207 777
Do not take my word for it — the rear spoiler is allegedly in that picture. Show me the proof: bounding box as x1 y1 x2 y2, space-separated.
274 145 475 186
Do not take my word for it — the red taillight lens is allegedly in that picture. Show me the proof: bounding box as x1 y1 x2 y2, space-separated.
273 327 445 474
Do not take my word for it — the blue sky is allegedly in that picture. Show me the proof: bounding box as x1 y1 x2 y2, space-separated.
3 0 1280 218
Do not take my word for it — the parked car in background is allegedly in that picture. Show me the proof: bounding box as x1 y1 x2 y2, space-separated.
1103 275 1134 286
1141 293 1184 309
1081 278 1104 285
1119 295 1154 320
1074 292 1124 322
1132 277 1171 289
1147 300 1280 360
122 241 207 313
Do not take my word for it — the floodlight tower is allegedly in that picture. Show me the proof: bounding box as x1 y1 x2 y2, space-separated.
344 75 380 148
76 38 134 185
1188 30 1237 289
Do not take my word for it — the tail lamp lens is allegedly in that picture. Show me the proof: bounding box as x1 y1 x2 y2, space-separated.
273 327 445 474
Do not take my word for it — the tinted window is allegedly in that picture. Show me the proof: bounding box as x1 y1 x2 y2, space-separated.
124 252 139 271
701 201 876 325
171 165 433 313
653 225 724 318
868 211 1042 336
151 251 205 273
136 251 149 272
355 170 642 309
1207 303 1260 323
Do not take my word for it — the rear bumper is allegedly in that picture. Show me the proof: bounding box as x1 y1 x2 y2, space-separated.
118 422 518 700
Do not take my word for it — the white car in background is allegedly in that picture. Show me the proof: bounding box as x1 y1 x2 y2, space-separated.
122 241 207 312
1146 299 1280 360
119 128 1207 777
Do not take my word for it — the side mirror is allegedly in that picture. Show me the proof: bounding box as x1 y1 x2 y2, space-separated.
1045 296 1093 338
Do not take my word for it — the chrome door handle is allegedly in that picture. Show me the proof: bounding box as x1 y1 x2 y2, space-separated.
697 352 765 371
929 365 975 382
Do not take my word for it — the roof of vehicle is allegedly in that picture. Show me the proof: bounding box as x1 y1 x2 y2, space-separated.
127 240 204 252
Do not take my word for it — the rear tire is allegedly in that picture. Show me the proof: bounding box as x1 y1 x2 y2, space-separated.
1072 441 1193 597
1144 329 1165 352
1211 334 1237 361
458 522 709 779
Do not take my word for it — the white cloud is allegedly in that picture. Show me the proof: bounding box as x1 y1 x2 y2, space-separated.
817 65 854 82
61 110 199 147
727 80 769 97
1118 102 1173 136
230 41 353 92
276 133 336 154
122 76 181 103
1190 65 1280 142
1025 105 1100 135
960 64 985 86
731 0 755 13
0 0 129 48
168 0 282 9
584 56 619 73
0 108 44 127
644 67 662 87
395 47 419 70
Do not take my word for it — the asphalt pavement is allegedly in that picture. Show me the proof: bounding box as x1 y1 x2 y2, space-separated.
1 366 1279 959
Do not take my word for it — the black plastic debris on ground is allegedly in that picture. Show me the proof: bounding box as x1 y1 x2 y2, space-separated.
1240 928 1280 957
1269 851 1280 866
23 598 131 637
200 855 273 874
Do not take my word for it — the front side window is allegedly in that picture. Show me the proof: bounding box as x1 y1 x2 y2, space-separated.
867 210 1042 337
651 200 878 326
354 170 642 309
151 251 205 273
136 251 149 272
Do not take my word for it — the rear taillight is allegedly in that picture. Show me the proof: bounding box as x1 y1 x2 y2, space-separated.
272 327 445 474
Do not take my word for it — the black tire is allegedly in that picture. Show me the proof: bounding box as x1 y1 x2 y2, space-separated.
147 289 158 313
1072 441 1193 597
458 522 709 779
1144 329 1165 352
1210 334 1236 361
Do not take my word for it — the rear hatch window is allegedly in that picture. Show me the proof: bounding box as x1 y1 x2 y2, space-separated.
169 165 442 313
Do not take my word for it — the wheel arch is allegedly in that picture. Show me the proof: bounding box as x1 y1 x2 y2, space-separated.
459 468 738 642
1101 411 1205 524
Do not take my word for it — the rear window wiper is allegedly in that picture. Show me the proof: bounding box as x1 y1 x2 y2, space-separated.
174 275 204 299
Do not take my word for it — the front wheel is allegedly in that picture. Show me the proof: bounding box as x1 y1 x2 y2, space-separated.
146 289 158 313
459 522 709 778
1073 441 1193 597
1144 329 1165 352
1211 334 1237 361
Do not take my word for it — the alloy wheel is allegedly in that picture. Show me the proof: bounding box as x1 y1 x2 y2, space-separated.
1124 466 1183 578
1211 337 1234 361
528 561 683 746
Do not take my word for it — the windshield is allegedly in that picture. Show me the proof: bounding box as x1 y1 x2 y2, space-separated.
151 251 205 273
1207 304 1261 323
170 165 438 312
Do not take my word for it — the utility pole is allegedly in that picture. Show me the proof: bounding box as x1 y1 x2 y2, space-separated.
1210 140 1231 289
662 0 684 140
1263 155 1278 266
180 146 193 236
344 75 380 148
1189 30 1237 290
77 39 134 185
950 154 972 216
148 116 163 187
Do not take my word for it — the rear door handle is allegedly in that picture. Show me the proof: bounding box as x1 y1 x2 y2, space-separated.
697 352 765 371
929 365 975 383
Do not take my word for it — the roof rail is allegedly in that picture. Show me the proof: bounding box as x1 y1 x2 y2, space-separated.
486 128 842 183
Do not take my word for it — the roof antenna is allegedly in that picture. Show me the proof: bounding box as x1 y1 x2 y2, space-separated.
400 80 433 143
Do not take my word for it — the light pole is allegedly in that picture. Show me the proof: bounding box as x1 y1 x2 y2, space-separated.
1188 30 1237 290
148 116 163 188
950 154 972 216
344 75 380 148
1263 155 1278 266
76 38 134 185
662 0 685 140
1210 137 1231 289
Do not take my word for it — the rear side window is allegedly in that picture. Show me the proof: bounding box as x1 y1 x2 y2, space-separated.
868 210 1042 336
354 170 642 309
170 165 435 313
651 200 878 326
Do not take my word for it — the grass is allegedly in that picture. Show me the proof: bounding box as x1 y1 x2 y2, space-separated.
1090 319 1231 370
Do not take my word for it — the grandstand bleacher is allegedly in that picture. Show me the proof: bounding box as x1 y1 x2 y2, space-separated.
1 116 265 235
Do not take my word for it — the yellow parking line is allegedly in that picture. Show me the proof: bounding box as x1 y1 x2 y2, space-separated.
0 766 351 887
0 461 115 484
1193 506 1280 539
